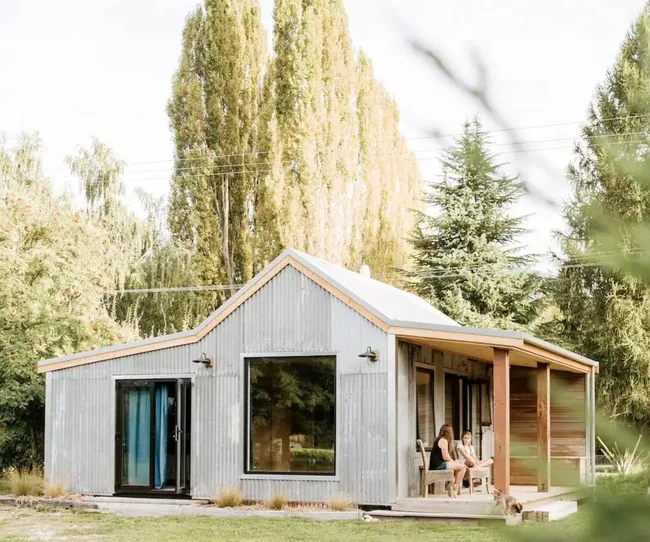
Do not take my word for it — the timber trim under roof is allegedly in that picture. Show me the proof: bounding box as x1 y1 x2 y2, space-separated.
37 249 599 373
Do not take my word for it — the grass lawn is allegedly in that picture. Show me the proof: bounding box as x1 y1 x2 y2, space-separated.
0 505 591 542
0 473 646 542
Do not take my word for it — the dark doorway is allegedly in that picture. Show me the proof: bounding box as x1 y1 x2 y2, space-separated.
445 373 490 459
115 379 191 495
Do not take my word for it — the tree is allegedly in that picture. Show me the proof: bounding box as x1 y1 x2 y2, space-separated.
111 190 211 337
67 139 210 337
0 135 136 468
261 0 420 274
169 0 421 288
167 0 268 294
553 6 650 428
408 118 543 331
355 51 421 276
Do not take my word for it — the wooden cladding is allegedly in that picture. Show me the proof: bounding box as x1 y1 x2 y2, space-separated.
511 457 586 487
509 366 586 485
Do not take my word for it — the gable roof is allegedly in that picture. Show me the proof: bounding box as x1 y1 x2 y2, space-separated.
37 249 459 373
294 251 459 327
37 248 598 374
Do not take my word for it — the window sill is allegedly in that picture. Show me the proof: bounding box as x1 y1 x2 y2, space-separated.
240 473 339 482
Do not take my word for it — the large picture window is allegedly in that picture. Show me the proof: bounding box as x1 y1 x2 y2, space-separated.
246 356 336 475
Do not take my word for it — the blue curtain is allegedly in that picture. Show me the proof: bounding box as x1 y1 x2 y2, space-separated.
126 388 151 486
154 385 169 489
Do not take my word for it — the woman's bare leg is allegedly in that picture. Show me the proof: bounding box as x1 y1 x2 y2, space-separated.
475 458 494 468
447 461 467 497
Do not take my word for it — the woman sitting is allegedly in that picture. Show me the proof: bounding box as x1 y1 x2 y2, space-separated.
428 424 467 497
457 431 494 468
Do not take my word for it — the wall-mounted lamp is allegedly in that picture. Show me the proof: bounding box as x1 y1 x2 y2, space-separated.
358 346 379 362
192 352 213 368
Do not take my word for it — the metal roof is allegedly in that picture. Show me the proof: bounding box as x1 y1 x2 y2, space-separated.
37 248 597 372
291 250 460 327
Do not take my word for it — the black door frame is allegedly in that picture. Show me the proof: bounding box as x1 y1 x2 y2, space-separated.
114 378 191 496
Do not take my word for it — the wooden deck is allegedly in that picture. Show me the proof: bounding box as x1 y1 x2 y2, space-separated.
390 486 587 516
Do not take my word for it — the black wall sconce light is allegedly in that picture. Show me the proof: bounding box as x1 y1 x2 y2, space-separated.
358 346 379 362
192 352 213 368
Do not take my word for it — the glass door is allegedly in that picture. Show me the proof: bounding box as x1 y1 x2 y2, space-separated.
115 381 154 492
175 379 191 493
115 379 191 495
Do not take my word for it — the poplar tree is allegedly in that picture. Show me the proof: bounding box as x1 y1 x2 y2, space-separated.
168 0 267 293
355 52 421 276
554 6 650 427
409 119 542 331
266 0 419 273
169 0 421 287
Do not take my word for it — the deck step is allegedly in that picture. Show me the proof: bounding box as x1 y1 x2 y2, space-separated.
522 501 578 522
367 509 521 526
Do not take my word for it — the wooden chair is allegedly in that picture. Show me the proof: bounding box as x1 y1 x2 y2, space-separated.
417 439 454 497
463 466 491 495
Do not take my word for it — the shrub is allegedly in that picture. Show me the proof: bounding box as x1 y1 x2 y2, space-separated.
328 493 353 511
598 435 648 474
43 479 67 498
7 471 43 497
211 486 244 508
266 491 287 510
597 471 650 496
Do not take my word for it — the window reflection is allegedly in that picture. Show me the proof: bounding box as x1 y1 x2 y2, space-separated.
247 356 336 474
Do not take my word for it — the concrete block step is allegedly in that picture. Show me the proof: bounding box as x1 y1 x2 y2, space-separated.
522 500 578 522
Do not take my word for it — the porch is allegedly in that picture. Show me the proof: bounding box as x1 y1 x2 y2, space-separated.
368 485 585 524
391 485 584 515
394 324 597 500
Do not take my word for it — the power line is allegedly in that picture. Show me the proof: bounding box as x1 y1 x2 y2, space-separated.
40 114 650 174
46 134 650 185
407 113 650 141
107 284 241 294
107 256 647 294
53 130 647 179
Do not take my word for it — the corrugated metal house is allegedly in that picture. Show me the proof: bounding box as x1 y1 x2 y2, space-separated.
38 249 598 506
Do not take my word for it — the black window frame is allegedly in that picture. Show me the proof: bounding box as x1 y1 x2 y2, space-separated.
244 354 337 476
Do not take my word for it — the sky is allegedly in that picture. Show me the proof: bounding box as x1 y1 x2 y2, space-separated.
1 0 647 272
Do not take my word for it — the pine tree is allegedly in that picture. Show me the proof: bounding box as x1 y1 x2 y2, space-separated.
409 118 542 330
554 5 650 427
167 0 267 294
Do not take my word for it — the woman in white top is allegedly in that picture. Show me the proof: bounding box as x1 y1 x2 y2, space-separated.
457 431 494 468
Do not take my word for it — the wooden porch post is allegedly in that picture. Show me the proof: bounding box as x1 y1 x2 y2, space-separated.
493 348 510 494
537 363 551 492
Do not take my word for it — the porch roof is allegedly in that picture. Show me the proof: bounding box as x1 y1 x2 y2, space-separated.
391 321 598 373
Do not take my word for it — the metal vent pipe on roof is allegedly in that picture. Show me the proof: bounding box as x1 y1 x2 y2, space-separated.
359 264 371 278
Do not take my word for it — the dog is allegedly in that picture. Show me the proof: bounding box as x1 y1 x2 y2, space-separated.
492 488 523 516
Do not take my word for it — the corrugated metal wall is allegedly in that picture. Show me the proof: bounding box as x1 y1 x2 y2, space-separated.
45 265 393 504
